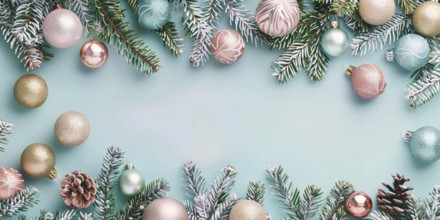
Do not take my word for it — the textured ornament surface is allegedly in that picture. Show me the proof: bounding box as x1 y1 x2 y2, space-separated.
320 28 350 57
59 170 96 208
55 111 90 147
42 9 83 48
210 29 245 64
412 1 440 37
138 0 172 30
0 167 25 201
230 200 266 220
20 143 56 179
142 198 189 220
393 34 429 71
359 0 395 25
409 126 440 163
255 0 300 37
14 74 48 109
119 166 145 196
350 64 387 99
345 192 372 218
80 40 109 68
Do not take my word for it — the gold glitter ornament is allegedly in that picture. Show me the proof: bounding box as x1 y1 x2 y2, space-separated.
230 200 266 220
20 143 57 179
55 111 90 147
359 0 395 25
412 1 440 37
14 74 48 109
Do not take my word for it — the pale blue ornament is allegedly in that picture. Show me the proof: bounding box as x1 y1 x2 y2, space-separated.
320 21 349 57
137 0 171 30
387 34 429 71
405 126 440 163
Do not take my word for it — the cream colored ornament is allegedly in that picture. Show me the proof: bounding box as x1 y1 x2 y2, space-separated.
412 1 440 37
142 198 188 220
359 0 395 25
55 111 90 147
230 200 266 220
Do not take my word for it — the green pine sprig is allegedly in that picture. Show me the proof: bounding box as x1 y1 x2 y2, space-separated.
155 22 184 56
318 181 354 220
246 181 266 205
0 187 40 218
0 119 13 152
395 0 423 15
424 186 440 219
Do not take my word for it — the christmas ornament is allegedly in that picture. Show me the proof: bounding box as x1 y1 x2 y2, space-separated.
142 198 188 220
386 34 429 71
345 192 372 218
42 9 83 48
404 126 440 163
377 173 413 217
210 29 245 64
345 64 387 99
14 74 48 109
80 40 109 68
412 1 440 37
118 164 145 196
55 111 90 147
0 167 25 201
59 170 97 209
359 0 395 25
255 0 301 37
230 200 266 220
20 143 57 179
320 20 349 57
137 0 172 30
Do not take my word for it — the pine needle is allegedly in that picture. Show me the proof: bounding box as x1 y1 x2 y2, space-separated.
246 181 266 205
0 187 40 218
155 22 184 56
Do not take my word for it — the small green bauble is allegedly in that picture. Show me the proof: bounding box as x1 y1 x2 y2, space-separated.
137 0 171 30
119 164 145 196
320 21 349 57
406 126 440 163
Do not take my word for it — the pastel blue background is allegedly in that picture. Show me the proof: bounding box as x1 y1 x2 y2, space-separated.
1 1 440 219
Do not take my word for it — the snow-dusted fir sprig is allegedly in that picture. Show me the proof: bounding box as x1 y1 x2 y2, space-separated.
183 162 238 220
155 22 184 56
318 181 354 220
246 181 265 205
395 0 424 15
18 209 77 220
424 186 440 219
0 187 39 218
0 119 13 152
406 62 440 109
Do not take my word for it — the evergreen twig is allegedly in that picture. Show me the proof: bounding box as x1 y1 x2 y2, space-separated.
0 119 13 152
424 186 440 219
395 0 423 15
246 181 265 205
318 181 354 220
155 22 184 56
365 211 393 220
0 187 39 218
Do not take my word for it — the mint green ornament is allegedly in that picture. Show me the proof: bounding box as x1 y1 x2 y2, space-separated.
137 0 171 30
320 20 349 57
404 126 440 163
386 34 429 71
119 164 145 196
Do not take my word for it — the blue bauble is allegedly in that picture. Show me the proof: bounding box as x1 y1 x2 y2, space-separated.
409 126 440 163
393 34 429 71
320 28 349 57
137 0 171 30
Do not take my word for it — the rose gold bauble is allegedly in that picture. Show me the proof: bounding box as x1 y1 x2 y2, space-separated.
230 200 266 220
0 167 25 201
345 192 372 218
255 0 301 37
55 111 90 147
80 40 109 68
412 1 440 37
210 29 245 64
142 198 188 220
346 64 387 99
14 74 48 109
359 0 395 25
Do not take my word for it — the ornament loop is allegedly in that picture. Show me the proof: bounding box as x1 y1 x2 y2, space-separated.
345 65 355 76
403 131 413 142
386 50 395 62
330 20 339 29
126 163 135 170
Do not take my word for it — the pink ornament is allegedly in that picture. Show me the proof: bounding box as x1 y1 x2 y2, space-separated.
255 0 301 37
346 64 387 99
42 9 83 49
210 29 245 64
345 192 373 218
0 167 25 201
80 40 109 68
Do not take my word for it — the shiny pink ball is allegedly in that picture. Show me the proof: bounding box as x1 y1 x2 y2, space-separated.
0 167 25 201
345 192 372 218
348 64 387 99
80 40 109 68
42 9 83 49
210 29 245 64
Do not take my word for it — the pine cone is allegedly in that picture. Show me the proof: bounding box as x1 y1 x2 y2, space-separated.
59 171 97 209
377 173 414 217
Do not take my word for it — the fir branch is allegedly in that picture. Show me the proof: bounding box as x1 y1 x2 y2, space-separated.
406 66 440 109
116 179 170 220
246 181 266 205
206 165 237 214
0 119 13 152
92 0 160 74
318 181 354 220
365 211 393 220
78 212 94 220
11 0 46 44
203 0 223 27
93 146 124 220
271 41 309 83
54 209 76 220
306 37 329 81
184 161 207 196
407 196 425 220
395 0 423 15
0 187 40 218
155 22 184 56
424 186 440 219
211 193 237 220
223 0 265 45
299 185 323 220
62 0 94 34
351 14 413 56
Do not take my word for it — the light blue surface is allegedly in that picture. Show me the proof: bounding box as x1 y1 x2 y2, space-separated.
1 2 440 219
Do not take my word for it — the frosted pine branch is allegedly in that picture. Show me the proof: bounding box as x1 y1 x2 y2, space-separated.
0 119 13 152
207 165 236 214
318 181 354 220
210 193 237 220
395 0 423 15
299 185 323 220
424 186 440 219
406 67 440 109
365 211 393 220
246 181 265 205
184 162 207 196
272 42 309 83
0 187 39 218
155 22 184 56
79 212 94 220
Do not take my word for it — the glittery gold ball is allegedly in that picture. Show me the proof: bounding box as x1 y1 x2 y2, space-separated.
55 111 90 147
20 143 57 179
14 74 48 109
230 200 266 220
359 0 395 25
412 1 440 37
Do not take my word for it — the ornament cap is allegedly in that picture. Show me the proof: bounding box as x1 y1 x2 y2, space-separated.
403 131 413 142
345 65 356 76
386 50 395 62
330 20 339 29
49 168 58 179
126 163 135 170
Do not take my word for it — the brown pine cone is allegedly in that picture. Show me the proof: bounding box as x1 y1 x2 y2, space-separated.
377 173 414 217
59 171 97 209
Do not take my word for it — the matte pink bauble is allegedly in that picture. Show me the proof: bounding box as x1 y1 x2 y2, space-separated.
255 0 301 37
210 29 245 64
42 9 83 48
0 167 25 201
346 64 387 99
80 40 109 68
142 198 188 220
345 192 372 218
